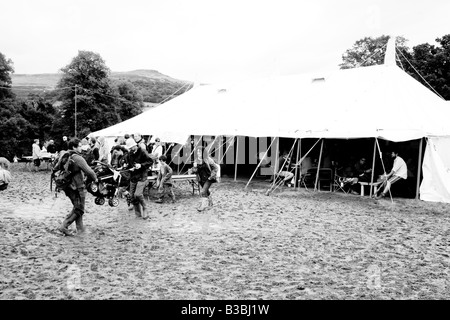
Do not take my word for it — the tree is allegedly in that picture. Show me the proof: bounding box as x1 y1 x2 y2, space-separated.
56 51 122 138
405 35 450 100
340 35 412 70
0 52 15 100
0 98 31 159
340 34 450 100
113 80 144 121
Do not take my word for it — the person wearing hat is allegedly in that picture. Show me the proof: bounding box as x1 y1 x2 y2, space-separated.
123 138 153 219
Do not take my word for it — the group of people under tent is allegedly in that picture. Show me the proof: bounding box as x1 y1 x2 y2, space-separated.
271 146 409 200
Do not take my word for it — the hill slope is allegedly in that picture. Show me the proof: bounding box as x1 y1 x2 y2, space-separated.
10 70 193 102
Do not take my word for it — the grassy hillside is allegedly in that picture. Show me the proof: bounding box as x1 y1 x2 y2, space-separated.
10 70 193 102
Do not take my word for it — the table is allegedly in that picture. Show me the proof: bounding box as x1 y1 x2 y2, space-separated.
21 154 56 170
358 181 383 196
147 174 200 195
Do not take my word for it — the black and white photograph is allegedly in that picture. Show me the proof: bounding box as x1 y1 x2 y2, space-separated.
1 0 450 307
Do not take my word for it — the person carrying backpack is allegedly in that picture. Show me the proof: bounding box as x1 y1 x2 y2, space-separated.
57 138 98 236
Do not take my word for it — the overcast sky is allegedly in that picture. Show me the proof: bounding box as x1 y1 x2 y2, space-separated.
1 0 449 83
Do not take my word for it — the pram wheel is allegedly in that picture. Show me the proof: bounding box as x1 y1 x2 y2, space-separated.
94 197 105 205
108 197 119 207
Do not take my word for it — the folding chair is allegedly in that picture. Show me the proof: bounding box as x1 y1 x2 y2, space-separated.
332 167 349 194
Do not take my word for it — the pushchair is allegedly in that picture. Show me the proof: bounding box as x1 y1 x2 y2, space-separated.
86 161 131 207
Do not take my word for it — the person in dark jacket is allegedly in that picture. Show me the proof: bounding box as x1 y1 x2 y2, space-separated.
89 137 100 164
190 146 220 212
46 140 57 154
58 138 98 236
123 138 154 219
110 137 129 168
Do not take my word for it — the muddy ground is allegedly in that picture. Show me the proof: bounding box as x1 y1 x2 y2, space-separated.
1 163 449 300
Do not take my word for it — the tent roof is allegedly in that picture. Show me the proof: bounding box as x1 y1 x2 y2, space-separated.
91 63 450 143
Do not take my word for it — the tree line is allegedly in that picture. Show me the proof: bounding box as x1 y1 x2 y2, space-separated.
0 50 191 160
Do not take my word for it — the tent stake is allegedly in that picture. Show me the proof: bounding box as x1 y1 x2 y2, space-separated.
415 138 424 200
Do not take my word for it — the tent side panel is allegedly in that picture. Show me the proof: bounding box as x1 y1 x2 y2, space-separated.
420 137 450 203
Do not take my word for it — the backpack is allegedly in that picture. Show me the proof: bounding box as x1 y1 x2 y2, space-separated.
50 151 75 192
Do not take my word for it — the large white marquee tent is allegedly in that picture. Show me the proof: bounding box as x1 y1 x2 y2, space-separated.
91 38 450 203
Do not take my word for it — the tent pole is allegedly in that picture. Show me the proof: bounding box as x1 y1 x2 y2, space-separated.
245 137 276 189
273 137 279 182
180 135 202 174
369 138 377 197
234 136 239 182
217 135 222 165
314 139 324 191
375 138 393 203
220 136 235 164
415 137 424 200
267 138 298 195
294 138 300 190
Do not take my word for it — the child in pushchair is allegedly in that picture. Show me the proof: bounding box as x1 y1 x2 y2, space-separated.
86 161 131 207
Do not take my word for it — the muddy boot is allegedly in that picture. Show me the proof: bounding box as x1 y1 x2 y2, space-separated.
141 203 149 220
197 197 209 212
58 212 77 236
134 203 142 218
170 190 176 203
75 215 85 234
208 195 213 207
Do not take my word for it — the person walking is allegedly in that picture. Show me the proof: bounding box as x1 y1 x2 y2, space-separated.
123 138 153 219
191 146 220 212
155 155 175 203
58 138 98 236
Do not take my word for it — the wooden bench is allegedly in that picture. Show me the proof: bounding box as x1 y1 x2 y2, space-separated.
147 174 200 195
358 181 383 197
